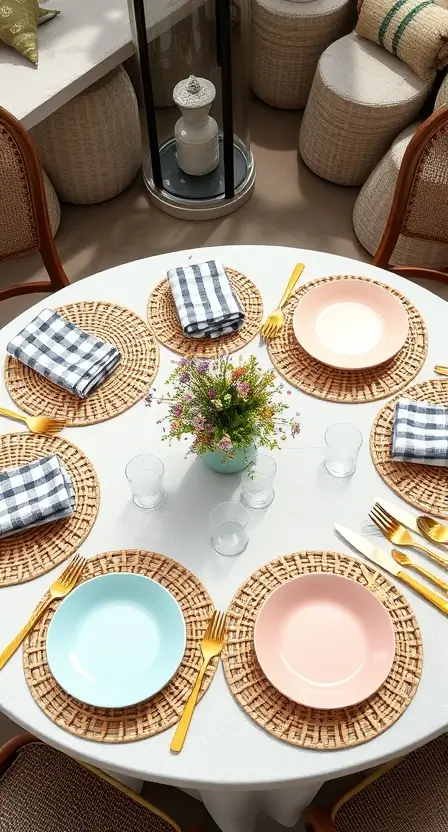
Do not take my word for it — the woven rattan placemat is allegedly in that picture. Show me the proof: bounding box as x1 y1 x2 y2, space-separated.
0 433 99 587
23 550 217 743
4 301 159 426
371 378 448 518
223 551 422 750
268 276 427 403
147 268 263 357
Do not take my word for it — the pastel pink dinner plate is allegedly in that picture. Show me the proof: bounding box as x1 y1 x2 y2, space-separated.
292 279 409 369
254 573 395 709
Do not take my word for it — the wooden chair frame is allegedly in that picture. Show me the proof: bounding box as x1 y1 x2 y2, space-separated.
373 105 448 283
0 106 69 302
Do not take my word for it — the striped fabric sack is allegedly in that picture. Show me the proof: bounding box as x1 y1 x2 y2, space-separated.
356 0 448 80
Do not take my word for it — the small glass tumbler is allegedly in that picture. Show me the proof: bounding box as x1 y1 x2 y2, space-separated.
209 502 249 557
125 454 166 509
241 454 277 509
324 423 363 478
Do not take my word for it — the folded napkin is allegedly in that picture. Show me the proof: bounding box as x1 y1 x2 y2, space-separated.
7 308 121 398
0 454 75 537
167 260 245 339
392 399 448 466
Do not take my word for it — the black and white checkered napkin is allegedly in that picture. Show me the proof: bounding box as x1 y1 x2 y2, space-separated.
167 260 245 339
392 399 448 466
6 308 121 398
0 454 75 537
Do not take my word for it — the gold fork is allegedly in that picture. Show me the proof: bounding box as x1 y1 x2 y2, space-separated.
417 515 448 545
0 407 65 436
369 503 448 568
260 263 305 340
170 610 226 752
0 554 86 670
391 550 448 593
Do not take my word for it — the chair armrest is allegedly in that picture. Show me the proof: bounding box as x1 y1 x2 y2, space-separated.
304 806 339 832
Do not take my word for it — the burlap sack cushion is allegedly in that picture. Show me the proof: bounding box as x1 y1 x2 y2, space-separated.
356 0 448 81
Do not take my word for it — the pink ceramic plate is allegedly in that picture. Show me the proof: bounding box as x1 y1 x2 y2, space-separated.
292 279 409 369
254 573 395 709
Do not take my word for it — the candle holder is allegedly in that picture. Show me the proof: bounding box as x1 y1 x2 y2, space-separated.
127 0 255 219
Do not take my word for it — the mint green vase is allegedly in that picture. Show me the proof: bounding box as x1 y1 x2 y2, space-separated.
201 444 257 474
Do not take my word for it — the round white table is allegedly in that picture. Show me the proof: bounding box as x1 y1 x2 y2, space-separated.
0 245 446 832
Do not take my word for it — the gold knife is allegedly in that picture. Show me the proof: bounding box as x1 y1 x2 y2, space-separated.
334 524 448 614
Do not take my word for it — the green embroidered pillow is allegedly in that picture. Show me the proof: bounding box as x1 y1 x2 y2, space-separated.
356 0 448 80
0 0 59 65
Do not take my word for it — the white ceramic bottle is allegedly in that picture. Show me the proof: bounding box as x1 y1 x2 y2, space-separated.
173 75 219 176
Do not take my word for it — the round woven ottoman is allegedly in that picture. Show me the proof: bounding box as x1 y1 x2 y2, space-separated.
251 0 354 109
32 66 141 204
353 123 448 267
299 33 432 185
43 170 61 238
435 72 448 108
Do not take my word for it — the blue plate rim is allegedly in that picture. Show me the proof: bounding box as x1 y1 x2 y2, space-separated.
46 571 187 708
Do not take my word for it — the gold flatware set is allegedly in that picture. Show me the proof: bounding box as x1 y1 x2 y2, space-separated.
0 406 65 436
260 263 305 341
0 554 86 670
171 610 226 752
369 503 448 568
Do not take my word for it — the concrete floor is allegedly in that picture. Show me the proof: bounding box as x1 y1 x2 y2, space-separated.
0 97 442 830
0 99 369 328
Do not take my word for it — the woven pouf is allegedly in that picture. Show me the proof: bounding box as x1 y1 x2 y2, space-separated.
251 0 354 109
42 170 60 238
435 72 448 108
299 33 432 185
353 123 448 267
32 66 141 204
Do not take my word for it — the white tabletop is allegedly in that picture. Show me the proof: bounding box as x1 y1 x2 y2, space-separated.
0 245 446 791
0 0 198 128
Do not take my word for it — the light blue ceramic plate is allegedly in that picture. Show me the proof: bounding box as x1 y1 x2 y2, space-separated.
46 572 186 708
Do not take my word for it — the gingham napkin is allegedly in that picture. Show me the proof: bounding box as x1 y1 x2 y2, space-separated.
6 308 121 398
0 455 75 537
167 260 245 339
392 399 448 466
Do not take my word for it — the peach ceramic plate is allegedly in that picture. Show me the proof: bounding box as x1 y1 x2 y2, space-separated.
292 279 409 369
254 573 395 709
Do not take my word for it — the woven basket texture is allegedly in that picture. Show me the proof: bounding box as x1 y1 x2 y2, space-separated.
334 734 447 832
0 742 176 831
42 169 60 238
353 123 448 265
370 378 448 518
251 0 355 109
32 66 141 204
435 71 448 107
356 0 448 81
299 33 431 185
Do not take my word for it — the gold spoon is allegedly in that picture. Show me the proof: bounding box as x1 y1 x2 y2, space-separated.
392 550 448 593
417 516 448 547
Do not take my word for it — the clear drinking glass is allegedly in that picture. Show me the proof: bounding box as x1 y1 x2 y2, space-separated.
241 454 277 509
324 423 363 478
125 454 166 509
209 502 249 557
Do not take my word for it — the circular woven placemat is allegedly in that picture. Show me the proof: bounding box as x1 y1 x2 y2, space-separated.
23 550 217 743
223 551 422 750
0 433 99 587
268 276 427 403
147 268 263 357
371 378 448 518
4 301 159 426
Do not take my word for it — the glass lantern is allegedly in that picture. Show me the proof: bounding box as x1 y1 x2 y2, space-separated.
127 0 255 219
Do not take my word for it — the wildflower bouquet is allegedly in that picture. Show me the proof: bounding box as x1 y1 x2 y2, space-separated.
146 355 300 459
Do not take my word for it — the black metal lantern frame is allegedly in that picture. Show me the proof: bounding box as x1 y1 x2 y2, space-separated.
128 0 255 218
